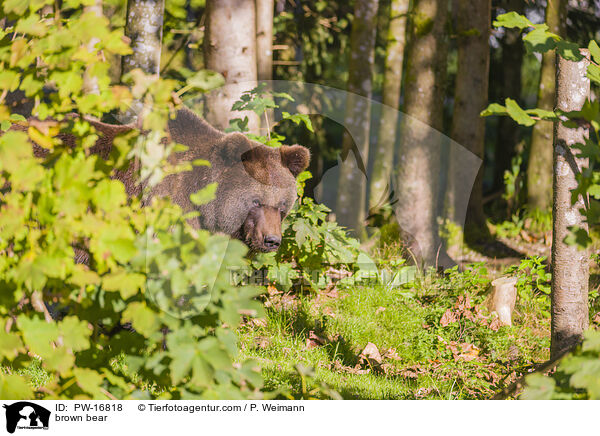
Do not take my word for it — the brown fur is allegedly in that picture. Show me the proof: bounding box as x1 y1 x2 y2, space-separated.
156 108 310 252
16 108 310 253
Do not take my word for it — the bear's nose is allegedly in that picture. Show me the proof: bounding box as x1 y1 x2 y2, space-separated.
263 235 281 250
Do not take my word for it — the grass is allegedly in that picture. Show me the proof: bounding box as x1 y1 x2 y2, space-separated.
6 215 598 400
237 262 553 399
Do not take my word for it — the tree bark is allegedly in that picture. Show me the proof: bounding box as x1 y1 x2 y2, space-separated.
368 0 409 213
335 0 379 237
493 0 524 192
395 0 448 265
446 0 491 239
83 0 103 95
122 0 165 77
550 50 590 359
204 0 259 134
121 0 165 121
527 0 567 211
256 0 274 81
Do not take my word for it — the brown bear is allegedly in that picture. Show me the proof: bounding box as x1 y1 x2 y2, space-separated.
155 108 310 252
19 108 310 253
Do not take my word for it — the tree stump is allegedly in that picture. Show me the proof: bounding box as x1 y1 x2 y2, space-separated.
487 276 518 326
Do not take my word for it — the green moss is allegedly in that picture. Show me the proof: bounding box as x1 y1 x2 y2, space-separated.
413 13 434 36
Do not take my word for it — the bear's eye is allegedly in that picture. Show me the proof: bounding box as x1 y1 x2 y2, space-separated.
252 199 260 207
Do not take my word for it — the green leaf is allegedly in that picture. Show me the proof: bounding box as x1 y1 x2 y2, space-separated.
17 316 59 357
480 103 507 117
282 112 314 132
102 271 145 299
169 344 195 385
2 0 29 15
589 40 600 64
60 316 91 351
523 24 558 53
293 219 310 246
73 368 105 398
186 70 225 92
69 266 101 287
107 238 138 264
0 330 24 359
93 179 127 210
505 98 535 126
15 14 47 37
521 373 556 400
556 40 584 61
587 64 600 85
45 347 75 373
190 183 218 206
122 302 160 337
564 226 592 248
0 374 33 400
493 12 533 30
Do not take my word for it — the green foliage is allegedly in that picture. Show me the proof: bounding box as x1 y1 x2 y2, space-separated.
240 260 550 399
0 3 264 399
502 153 524 212
252 182 369 292
522 330 600 399
225 83 313 148
224 84 368 294
505 256 551 317
483 12 600 249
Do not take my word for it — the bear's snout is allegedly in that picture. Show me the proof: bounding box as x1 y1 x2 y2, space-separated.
242 205 283 253
263 235 281 250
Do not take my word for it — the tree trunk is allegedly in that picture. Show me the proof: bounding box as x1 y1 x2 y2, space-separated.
550 50 590 358
83 0 103 95
395 0 448 266
122 0 165 77
335 0 379 237
447 0 491 239
121 0 165 121
493 0 524 192
256 0 274 81
527 0 567 211
204 0 259 134
368 0 409 213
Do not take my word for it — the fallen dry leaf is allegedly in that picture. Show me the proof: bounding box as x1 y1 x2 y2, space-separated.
359 342 383 366
382 348 402 361
305 330 328 349
440 309 457 326
254 336 270 349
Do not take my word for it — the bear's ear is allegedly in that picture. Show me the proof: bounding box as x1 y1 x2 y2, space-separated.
217 133 253 165
280 144 310 178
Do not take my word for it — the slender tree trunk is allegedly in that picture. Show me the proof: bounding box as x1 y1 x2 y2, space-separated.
204 0 259 134
256 0 274 81
83 0 103 95
368 0 409 213
122 0 165 77
551 50 590 358
493 0 523 192
395 0 448 266
527 0 567 211
121 0 165 121
335 0 379 237
447 0 491 238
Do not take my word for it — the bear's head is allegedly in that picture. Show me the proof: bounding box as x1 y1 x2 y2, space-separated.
204 132 310 252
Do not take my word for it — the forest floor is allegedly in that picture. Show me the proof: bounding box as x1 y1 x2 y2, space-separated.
12 219 599 399
237 220 600 400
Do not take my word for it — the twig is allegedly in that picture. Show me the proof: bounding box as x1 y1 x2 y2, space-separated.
160 12 204 74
